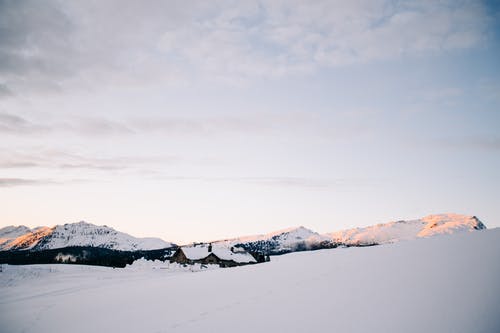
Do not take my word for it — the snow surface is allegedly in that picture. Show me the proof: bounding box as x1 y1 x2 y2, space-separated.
0 221 172 251
1 228 499 333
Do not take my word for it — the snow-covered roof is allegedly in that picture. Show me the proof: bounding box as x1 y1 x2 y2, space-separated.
212 247 256 263
181 246 213 260
179 244 256 263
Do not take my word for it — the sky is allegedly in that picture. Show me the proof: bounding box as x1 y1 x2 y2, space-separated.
0 0 499 244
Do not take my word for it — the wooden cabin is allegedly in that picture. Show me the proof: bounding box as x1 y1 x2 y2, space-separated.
169 244 256 267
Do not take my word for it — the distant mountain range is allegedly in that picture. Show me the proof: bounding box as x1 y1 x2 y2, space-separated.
327 214 486 245
214 213 486 254
0 214 486 256
0 221 173 252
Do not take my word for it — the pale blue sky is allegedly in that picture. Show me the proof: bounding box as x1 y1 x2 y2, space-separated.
1 0 499 243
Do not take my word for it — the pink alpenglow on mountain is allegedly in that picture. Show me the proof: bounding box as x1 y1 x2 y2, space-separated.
327 213 486 246
0 221 172 251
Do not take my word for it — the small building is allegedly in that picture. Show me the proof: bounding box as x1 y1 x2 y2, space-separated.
169 243 256 267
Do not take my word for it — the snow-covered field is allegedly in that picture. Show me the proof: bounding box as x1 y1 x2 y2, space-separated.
1 229 499 333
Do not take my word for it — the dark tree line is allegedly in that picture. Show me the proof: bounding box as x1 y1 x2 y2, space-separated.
0 246 178 268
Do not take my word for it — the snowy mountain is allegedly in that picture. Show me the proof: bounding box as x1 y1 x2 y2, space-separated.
0 213 486 255
214 213 486 255
0 221 173 251
327 213 486 246
215 226 334 255
0 225 32 248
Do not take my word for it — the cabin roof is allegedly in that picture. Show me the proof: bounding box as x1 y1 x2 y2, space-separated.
179 245 256 263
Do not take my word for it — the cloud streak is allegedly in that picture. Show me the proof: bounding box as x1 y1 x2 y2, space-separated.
151 175 372 190
0 112 283 138
0 149 181 171
0 178 55 187
0 112 47 133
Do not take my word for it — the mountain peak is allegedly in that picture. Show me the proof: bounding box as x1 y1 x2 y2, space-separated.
66 220 90 225
328 213 486 245
417 213 485 237
0 213 487 255
214 225 328 255
222 213 488 255
265 225 315 237
0 221 173 251
0 225 33 248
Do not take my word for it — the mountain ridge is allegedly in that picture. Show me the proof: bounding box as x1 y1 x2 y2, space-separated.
0 221 173 251
214 213 486 254
327 213 486 246
0 213 486 254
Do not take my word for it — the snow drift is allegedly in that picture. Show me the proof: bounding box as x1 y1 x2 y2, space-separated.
1 227 498 333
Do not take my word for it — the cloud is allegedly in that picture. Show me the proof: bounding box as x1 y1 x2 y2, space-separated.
0 84 13 97
0 160 39 168
151 175 369 190
156 0 492 76
0 149 181 171
0 112 48 133
0 0 76 94
237 177 339 189
0 113 131 137
0 0 493 94
0 112 282 138
0 177 86 187
130 116 275 136
68 118 134 136
0 178 55 187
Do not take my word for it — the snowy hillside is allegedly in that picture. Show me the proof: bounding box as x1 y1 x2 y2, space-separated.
0 222 172 251
215 226 332 255
0 225 32 248
213 214 485 254
0 213 486 254
1 227 498 333
327 213 486 246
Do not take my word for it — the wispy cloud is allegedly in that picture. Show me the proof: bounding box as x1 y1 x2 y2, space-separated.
236 177 341 189
0 112 283 138
130 116 275 136
0 112 132 137
151 175 372 190
0 112 47 133
0 178 55 187
0 149 181 171
69 118 134 136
